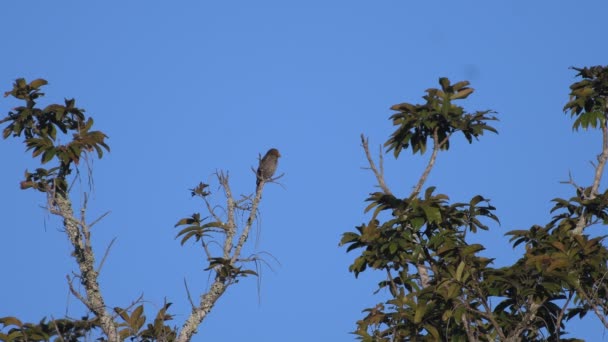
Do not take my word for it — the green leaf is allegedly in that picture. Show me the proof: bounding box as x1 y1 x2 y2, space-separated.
41 148 56 164
421 204 441 223
455 261 465 281
29 79 48 89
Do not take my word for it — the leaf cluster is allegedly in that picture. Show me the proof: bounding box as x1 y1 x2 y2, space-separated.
2 78 109 195
114 303 177 341
341 187 500 340
0 303 177 342
385 78 497 157
0 316 98 342
564 65 608 130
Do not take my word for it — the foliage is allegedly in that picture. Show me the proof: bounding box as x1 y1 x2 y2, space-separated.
1 78 109 196
342 70 608 341
0 316 98 342
385 78 497 156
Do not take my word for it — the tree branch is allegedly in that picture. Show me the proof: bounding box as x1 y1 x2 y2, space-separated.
176 168 270 342
50 190 119 341
409 130 450 200
361 134 392 195
574 117 608 235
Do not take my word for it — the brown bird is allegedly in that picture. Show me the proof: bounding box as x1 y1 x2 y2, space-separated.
256 148 281 187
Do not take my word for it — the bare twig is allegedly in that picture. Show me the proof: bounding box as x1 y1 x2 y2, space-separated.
89 211 111 229
184 278 196 309
361 134 392 195
361 134 437 287
66 274 89 307
97 237 117 274
409 131 450 199
201 240 213 260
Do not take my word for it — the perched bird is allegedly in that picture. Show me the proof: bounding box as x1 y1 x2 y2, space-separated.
257 148 281 187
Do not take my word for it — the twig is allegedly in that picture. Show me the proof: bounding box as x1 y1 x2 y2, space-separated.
97 237 117 274
89 211 111 229
183 278 196 309
50 315 66 342
361 134 392 195
201 240 213 260
66 274 89 307
554 291 573 338
409 131 450 199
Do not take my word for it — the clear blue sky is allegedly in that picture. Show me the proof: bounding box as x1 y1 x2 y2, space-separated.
2 1 608 341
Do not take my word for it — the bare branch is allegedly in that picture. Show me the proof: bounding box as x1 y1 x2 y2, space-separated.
361 134 434 287
183 278 196 309
66 274 89 307
201 240 213 260
410 131 450 199
50 316 66 342
97 237 117 274
89 211 111 229
361 134 392 195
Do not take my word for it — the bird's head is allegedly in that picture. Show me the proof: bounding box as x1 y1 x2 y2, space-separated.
267 148 281 158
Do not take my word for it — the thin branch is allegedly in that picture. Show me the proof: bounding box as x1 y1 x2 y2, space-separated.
110 294 145 321
508 297 541 339
201 240 213 260
554 291 573 338
66 274 89 307
409 131 450 199
576 284 608 328
461 314 476 342
361 134 392 195
50 316 66 342
183 278 196 309
233 177 264 263
89 211 111 229
203 196 223 226
574 119 608 235
96 237 117 274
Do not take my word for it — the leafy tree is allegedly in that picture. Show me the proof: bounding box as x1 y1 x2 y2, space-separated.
0 79 279 342
341 67 608 341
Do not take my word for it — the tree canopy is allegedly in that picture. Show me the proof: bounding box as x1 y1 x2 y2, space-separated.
341 66 608 341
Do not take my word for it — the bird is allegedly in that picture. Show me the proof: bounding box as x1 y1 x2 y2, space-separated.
256 148 281 187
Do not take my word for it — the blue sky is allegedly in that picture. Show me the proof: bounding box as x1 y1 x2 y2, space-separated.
2 1 608 341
